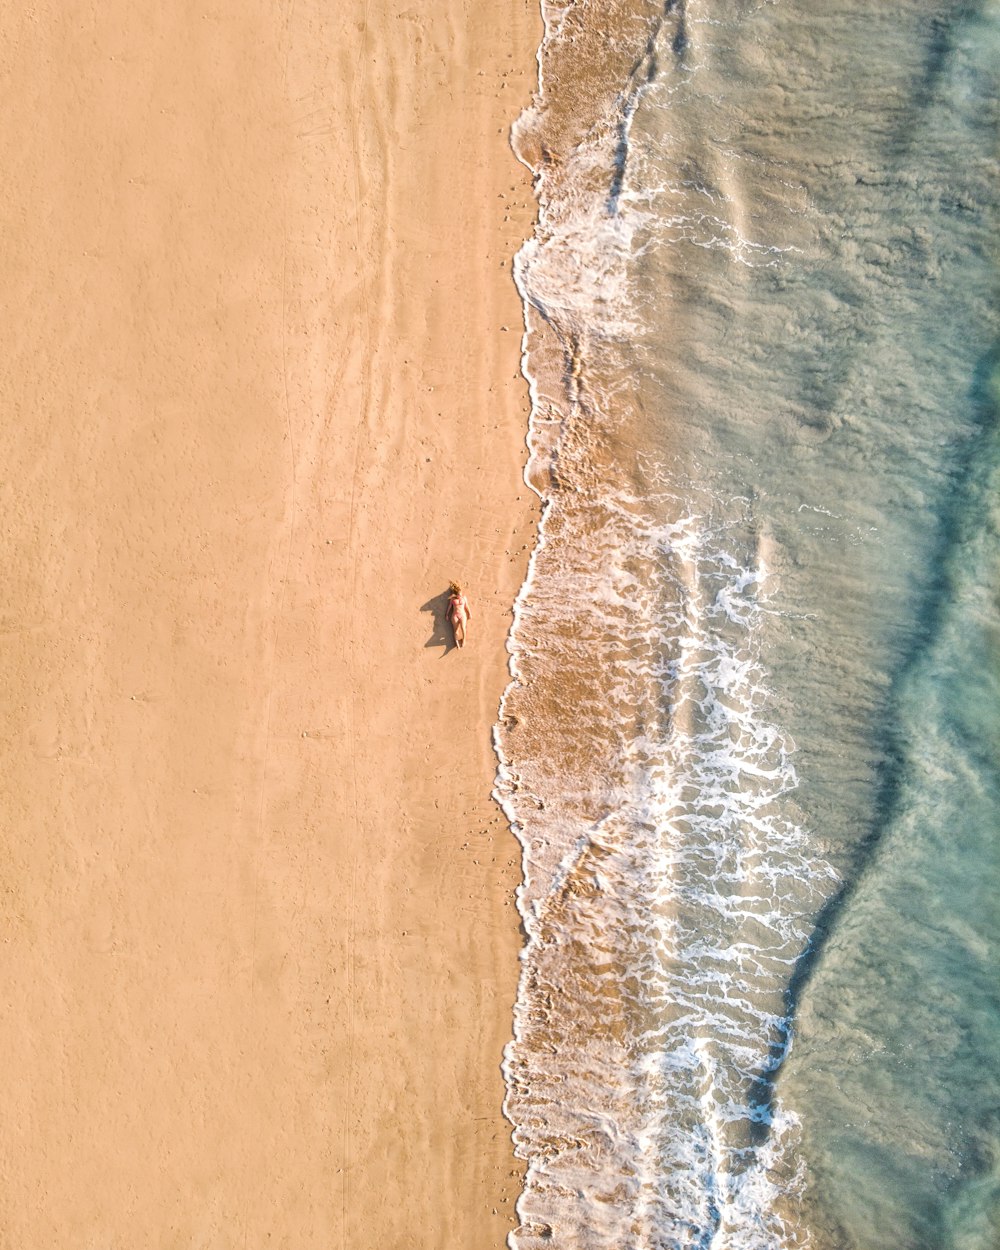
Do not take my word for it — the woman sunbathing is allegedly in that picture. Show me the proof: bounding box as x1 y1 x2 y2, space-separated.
447 581 472 649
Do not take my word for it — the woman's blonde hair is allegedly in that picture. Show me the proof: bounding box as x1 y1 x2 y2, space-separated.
449 580 463 596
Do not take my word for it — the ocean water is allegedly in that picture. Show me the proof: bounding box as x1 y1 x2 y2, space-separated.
494 2 999 1248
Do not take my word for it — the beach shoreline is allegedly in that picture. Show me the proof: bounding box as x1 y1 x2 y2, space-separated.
0 2 538 1245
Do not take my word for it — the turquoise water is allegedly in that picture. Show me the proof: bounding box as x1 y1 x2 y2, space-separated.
783 359 1000 1250
497 2 999 1246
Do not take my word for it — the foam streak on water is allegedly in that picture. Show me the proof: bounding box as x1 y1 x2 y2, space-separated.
497 490 830 1248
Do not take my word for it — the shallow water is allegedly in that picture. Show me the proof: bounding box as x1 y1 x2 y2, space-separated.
497 2 999 1246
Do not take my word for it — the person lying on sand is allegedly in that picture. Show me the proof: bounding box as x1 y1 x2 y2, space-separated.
447 581 472 649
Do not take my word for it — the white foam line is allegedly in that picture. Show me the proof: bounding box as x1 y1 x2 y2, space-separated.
494 7 828 1249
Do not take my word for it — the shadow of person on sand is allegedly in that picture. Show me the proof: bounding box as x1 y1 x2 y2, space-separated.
420 589 456 653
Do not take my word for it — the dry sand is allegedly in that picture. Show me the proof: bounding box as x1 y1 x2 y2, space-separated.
1 2 538 1245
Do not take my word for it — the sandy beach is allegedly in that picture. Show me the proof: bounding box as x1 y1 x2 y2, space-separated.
0 2 537 1245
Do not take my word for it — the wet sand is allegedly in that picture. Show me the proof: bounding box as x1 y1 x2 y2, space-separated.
0 2 537 1244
